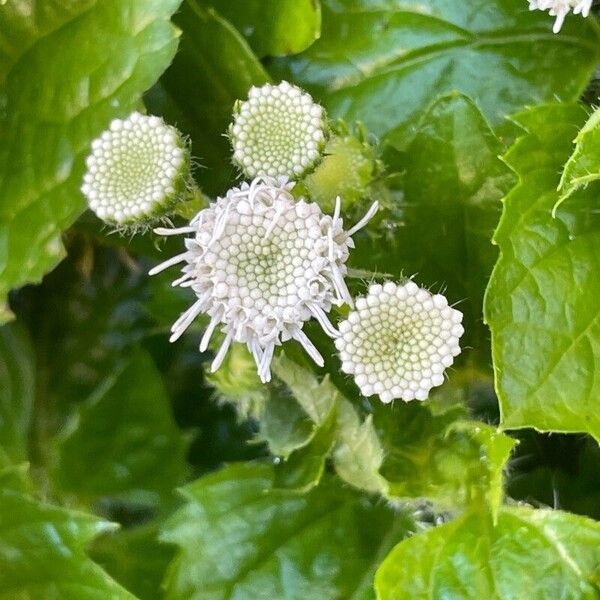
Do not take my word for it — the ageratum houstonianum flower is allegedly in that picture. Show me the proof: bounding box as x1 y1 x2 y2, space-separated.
81 112 190 226
528 0 592 32
335 281 463 403
230 81 327 179
150 176 378 383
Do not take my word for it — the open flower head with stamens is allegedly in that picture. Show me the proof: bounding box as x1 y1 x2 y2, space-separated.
81 112 190 226
230 81 327 180
150 176 378 383
335 281 463 403
528 0 592 32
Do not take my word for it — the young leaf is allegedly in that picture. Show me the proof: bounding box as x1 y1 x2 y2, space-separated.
0 488 136 598
485 104 600 441
272 353 388 495
557 105 600 206
0 323 34 463
273 404 337 493
0 0 182 322
161 463 415 600
55 346 188 508
203 0 321 57
376 505 600 599
374 403 516 514
147 0 270 195
259 380 316 458
271 0 600 148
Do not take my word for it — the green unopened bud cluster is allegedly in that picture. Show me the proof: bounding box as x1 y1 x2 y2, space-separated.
81 112 190 227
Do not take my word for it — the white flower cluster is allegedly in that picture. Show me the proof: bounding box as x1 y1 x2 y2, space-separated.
230 81 326 180
81 112 188 225
528 0 592 32
335 281 463 403
151 176 378 383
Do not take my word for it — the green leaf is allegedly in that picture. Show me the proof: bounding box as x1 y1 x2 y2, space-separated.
557 105 600 206
373 403 516 513
0 0 182 321
484 104 600 441
274 403 337 493
203 0 321 57
0 488 136 598
90 521 175 600
258 379 316 458
161 463 415 600
332 401 388 495
354 94 514 366
0 459 30 493
271 0 600 148
55 346 188 507
270 354 515 508
0 323 34 463
272 353 338 425
376 505 600 599
147 0 270 196
272 353 388 494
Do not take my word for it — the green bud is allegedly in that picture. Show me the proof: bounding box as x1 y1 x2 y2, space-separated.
302 123 382 213
206 340 268 420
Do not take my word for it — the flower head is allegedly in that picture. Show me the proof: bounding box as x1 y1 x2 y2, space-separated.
81 112 189 226
335 281 463 403
230 81 327 180
528 0 592 33
150 176 378 383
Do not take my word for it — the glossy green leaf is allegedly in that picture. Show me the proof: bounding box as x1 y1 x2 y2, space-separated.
147 0 270 196
557 105 600 205
376 505 600 599
0 0 182 321
271 0 600 148
354 94 514 366
0 488 136 598
55 346 188 507
204 0 321 57
161 463 415 600
485 104 600 440
0 323 34 463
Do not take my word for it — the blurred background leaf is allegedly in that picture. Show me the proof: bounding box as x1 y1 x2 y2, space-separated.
55 346 190 509
145 0 270 196
0 323 34 463
0 488 137 598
